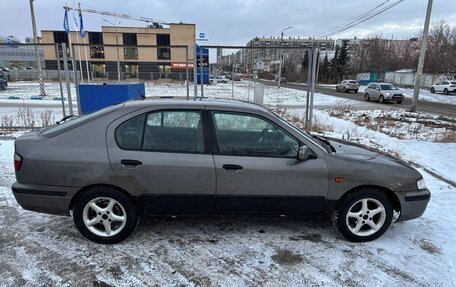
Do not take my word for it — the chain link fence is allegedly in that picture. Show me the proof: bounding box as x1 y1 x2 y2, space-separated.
0 43 323 130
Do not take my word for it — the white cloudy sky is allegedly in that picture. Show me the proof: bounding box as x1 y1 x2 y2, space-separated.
2 0 456 44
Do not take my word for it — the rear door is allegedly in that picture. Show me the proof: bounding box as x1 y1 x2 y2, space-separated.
106 108 216 214
209 111 328 215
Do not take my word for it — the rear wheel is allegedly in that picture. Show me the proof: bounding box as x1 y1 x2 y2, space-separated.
430 87 435 93
444 88 449 95
336 86 339 92
344 87 348 93
379 95 385 104
332 189 393 242
397 100 403 104
364 93 370 101
354 89 359 93
73 186 139 244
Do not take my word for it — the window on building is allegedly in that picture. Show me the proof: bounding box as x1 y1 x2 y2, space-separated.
123 33 138 60
89 32 104 59
157 34 171 60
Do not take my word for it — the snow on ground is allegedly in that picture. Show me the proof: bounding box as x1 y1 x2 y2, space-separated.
1 103 456 286
357 85 456 105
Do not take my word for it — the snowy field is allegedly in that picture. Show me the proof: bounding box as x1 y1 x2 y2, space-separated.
1 99 455 286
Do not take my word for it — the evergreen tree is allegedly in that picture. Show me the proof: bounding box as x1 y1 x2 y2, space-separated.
319 53 330 83
329 45 340 81
337 40 351 80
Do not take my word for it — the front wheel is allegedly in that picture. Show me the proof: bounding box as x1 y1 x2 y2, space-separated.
73 187 139 244
332 189 393 242
364 93 370 101
379 95 385 104
444 88 449 95
397 100 403 104
354 89 359 93
430 87 435 93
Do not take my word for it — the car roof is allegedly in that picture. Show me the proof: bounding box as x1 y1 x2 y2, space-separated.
122 97 269 112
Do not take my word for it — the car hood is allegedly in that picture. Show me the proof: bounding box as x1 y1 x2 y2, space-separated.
325 137 413 169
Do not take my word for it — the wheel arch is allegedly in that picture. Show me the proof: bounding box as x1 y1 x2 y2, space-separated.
69 183 141 213
334 185 401 213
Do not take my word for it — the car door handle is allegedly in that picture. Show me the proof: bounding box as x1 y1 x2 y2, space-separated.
223 164 243 171
121 159 143 167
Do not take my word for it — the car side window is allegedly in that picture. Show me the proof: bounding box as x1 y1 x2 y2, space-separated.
143 111 204 153
442 81 449 85
115 111 204 153
212 112 299 158
115 114 146 150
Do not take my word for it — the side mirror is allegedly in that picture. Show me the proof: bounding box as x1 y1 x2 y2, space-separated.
297 146 312 161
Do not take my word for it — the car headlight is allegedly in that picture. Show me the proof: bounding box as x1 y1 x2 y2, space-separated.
417 178 426 190
385 92 391 96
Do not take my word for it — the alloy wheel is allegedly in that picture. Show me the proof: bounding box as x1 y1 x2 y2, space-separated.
345 198 386 237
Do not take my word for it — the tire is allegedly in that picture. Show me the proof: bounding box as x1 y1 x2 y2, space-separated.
331 189 393 242
397 100 403 104
430 87 435 94
354 89 359 93
344 87 348 93
444 88 449 95
73 186 139 244
364 93 370 101
336 86 339 92
379 95 384 104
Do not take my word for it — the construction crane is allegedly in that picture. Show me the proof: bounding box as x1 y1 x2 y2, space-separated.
65 3 171 27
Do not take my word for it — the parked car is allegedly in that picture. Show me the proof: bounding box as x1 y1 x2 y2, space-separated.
336 80 359 93
0 74 7 90
209 75 228 84
430 80 456 95
364 83 404 104
12 99 430 244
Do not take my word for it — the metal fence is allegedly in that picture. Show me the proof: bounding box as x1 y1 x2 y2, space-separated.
0 43 323 130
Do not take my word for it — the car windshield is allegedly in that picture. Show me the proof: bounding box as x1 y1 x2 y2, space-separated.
380 84 398 90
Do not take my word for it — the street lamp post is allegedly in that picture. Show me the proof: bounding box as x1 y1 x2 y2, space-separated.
278 26 292 88
29 0 46 97
103 19 121 81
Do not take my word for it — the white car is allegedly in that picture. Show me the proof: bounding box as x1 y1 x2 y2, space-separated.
430 80 456 95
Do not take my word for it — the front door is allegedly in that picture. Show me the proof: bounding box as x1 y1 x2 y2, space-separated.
107 109 216 214
210 111 328 215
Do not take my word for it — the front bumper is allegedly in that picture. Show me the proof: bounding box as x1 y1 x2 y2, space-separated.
396 188 431 221
12 182 77 216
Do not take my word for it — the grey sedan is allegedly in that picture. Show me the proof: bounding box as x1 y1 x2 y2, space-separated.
12 99 430 243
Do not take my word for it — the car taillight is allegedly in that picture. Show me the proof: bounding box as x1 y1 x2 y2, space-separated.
14 153 22 171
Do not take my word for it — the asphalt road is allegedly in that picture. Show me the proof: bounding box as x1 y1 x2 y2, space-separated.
257 80 456 116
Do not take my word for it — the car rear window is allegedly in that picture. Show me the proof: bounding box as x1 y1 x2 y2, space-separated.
451 81 456 85
41 104 123 137
349 80 358 84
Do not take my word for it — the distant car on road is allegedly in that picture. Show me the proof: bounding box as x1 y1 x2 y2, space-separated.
12 99 429 243
430 80 456 95
364 83 404 104
336 80 359 93
0 74 8 90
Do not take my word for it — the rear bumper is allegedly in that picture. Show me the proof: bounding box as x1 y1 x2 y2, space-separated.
12 182 77 216
396 188 430 221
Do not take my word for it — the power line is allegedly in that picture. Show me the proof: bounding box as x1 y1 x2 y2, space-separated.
314 0 390 38
316 0 405 39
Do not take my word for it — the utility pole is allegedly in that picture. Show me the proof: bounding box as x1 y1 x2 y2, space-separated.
29 0 46 97
411 0 433 112
103 19 121 81
278 26 292 88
